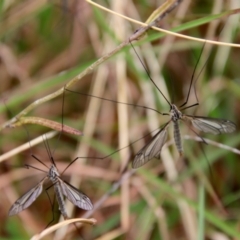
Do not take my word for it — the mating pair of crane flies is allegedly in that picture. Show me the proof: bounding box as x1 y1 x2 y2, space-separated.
9 40 236 217
66 41 236 169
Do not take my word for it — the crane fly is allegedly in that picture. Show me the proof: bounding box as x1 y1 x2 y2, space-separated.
8 161 93 217
132 102 236 168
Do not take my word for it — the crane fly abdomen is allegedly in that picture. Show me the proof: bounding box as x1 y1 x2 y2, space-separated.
48 165 69 218
170 104 183 155
54 182 68 219
173 120 183 155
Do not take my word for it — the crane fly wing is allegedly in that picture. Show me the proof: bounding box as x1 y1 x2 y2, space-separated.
132 122 170 169
184 115 236 134
8 177 47 216
58 178 93 211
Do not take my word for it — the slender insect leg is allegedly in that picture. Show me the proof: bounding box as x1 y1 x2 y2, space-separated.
196 142 228 216
45 184 57 229
182 121 228 216
179 43 207 108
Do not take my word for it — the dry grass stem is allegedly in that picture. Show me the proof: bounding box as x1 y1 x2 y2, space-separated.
30 218 96 240
87 0 240 47
0 131 57 163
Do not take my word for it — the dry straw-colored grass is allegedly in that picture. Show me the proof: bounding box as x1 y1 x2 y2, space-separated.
1 0 240 239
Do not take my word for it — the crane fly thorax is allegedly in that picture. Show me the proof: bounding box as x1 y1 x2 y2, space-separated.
170 104 182 122
48 165 60 182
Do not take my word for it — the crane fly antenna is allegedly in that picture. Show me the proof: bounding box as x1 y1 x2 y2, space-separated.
169 71 176 104
129 40 171 106
42 135 55 166
179 43 206 108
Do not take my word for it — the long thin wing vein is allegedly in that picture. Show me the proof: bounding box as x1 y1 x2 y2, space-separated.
9 177 47 216
132 123 169 169
59 179 93 211
185 115 236 134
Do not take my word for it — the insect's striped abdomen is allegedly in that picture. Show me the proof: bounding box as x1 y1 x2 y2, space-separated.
54 182 68 219
173 121 183 155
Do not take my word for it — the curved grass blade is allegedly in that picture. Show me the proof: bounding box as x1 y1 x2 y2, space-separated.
6 116 83 136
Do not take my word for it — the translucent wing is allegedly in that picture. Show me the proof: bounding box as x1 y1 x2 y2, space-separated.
59 178 93 211
185 115 236 134
132 122 170 169
8 177 47 216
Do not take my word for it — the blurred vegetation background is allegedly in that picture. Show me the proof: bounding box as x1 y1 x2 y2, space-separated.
0 0 240 239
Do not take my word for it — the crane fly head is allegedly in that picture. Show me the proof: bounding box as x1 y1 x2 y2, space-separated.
170 104 183 122
48 165 60 181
